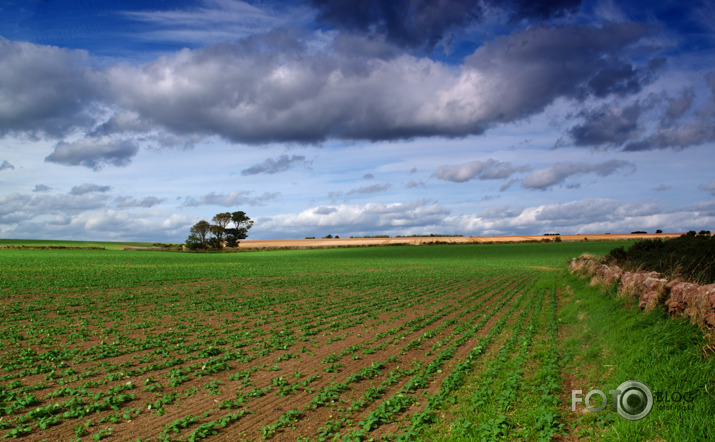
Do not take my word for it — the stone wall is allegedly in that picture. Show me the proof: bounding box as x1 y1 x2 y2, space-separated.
568 256 715 333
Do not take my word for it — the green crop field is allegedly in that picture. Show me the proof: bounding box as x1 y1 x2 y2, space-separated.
0 241 712 441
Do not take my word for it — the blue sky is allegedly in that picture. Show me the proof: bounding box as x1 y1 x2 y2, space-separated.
1 0 714 241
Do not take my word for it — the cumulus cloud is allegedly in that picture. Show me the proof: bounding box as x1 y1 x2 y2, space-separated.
257 196 715 239
521 159 635 190
0 187 190 242
241 154 308 175
0 14 689 171
0 160 15 171
182 190 280 207
0 38 99 138
48 210 190 242
433 159 530 183
70 183 112 195
97 23 658 147
45 137 140 170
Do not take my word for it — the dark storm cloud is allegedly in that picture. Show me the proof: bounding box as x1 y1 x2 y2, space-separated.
310 0 581 50
433 159 530 183
586 58 665 98
45 138 140 170
569 103 642 147
463 23 661 124
568 73 715 150
241 154 307 175
521 160 635 190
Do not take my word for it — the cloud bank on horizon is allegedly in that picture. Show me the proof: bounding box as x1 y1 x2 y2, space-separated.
0 0 713 241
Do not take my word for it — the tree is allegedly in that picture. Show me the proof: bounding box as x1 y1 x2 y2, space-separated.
186 220 211 250
191 220 211 244
209 212 232 247
225 211 254 247
185 211 253 250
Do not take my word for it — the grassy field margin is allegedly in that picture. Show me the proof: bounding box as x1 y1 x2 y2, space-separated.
558 271 715 440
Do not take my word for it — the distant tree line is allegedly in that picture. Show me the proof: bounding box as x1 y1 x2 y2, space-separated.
185 211 253 250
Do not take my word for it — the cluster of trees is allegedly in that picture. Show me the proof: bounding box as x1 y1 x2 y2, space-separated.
185 211 253 250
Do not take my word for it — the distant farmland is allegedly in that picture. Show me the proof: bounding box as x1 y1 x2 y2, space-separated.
238 232 682 249
0 241 711 441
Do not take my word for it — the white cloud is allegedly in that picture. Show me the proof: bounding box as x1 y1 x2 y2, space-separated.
122 0 309 46
433 159 529 182
258 199 450 236
182 190 280 207
115 196 165 208
521 160 636 190
447 198 714 236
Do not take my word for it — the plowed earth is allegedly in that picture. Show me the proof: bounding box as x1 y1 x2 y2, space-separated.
1 265 547 441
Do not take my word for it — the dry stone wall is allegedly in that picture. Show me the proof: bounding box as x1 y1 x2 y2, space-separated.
569 256 715 333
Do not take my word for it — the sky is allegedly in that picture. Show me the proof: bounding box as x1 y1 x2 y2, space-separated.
0 0 714 242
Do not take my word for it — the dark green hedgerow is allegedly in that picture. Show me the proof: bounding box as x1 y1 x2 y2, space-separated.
606 231 715 284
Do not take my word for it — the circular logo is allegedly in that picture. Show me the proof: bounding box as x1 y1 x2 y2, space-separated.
615 380 653 421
